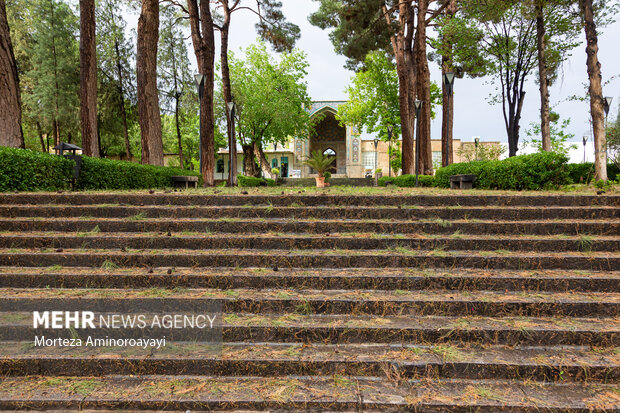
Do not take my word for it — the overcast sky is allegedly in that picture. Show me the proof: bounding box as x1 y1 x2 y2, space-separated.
128 1 620 162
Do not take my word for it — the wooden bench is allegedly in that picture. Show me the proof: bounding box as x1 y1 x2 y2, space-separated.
450 174 476 189
171 176 199 189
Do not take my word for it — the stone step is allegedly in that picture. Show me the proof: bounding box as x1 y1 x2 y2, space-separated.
0 376 617 411
1 313 617 346
1 288 617 317
2 217 617 236
1 342 617 382
2 204 618 220
1 233 617 253
1 267 616 293
1 249 618 270
3 193 619 207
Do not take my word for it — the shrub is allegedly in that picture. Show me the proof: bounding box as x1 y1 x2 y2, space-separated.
565 163 619 184
435 152 570 190
271 167 280 175
0 146 74 192
378 174 434 187
323 171 332 181
265 178 276 187
74 157 201 190
237 175 263 187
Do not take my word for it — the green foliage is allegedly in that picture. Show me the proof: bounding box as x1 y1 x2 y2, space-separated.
523 113 578 157
20 0 79 148
96 0 137 159
323 171 332 181
0 147 74 191
303 150 336 177
229 41 313 174
338 51 441 145
74 157 200 190
238 175 275 187
378 174 435 188
271 168 280 175
435 152 570 190
565 163 619 184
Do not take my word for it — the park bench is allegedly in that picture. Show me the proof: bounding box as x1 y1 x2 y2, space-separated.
450 174 476 189
171 175 198 189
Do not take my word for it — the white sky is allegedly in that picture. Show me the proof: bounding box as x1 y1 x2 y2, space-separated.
124 1 620 163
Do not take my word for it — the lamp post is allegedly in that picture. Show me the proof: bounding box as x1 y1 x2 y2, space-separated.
443 72 456 166
387 125 393 177
194 74 205 176
474 137 480 161
583 135 589 163
226 101 238 186
414 100 423 187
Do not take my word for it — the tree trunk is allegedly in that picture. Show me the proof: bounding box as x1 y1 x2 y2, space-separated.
242 144 259 177
0 0 24 148
441 0 456 167
254 141 273 179
384 2 415 175
580 0 607 181
188 0 215 186
137 0 164 166
36 122 46 152
536 1 551 152
220 2 238 185
79 0 99 157
114 40 132 161
415 0 433 175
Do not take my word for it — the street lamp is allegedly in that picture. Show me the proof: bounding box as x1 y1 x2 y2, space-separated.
387 125 393 177
443 72 456 166
583 135 589 163
413 99 423 187
194 74 205 176
474 137 480 161
226 101 238 186
604 97 613 118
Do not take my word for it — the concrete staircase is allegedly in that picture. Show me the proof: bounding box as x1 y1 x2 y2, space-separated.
0 192 618 411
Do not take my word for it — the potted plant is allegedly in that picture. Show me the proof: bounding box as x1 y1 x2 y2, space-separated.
303 150 336 188
271 167 280 184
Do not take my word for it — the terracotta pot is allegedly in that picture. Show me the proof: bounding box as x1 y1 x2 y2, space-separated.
315 176 326 188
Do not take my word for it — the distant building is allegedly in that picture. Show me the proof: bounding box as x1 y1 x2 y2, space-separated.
217 101 501 178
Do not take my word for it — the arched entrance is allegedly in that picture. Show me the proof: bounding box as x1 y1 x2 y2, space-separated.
309 110 346 175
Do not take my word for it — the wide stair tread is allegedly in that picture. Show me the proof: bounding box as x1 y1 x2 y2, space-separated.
0 376 617 411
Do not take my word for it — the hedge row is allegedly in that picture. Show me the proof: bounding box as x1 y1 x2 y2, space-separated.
565 163 619 184
379 174 435 187
435 152 570 190
0 146 74 192
0 147 201 192
238 175 276 187
74 156 201 190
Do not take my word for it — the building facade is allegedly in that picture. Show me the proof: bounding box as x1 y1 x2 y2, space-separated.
216 101 501 179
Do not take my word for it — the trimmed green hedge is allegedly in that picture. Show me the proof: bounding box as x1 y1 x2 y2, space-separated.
565 163 619 184
0 146 74 192
379 174 435 187
238 175 277 187
74 157 201 190
0 147 201 191
435 152 570 190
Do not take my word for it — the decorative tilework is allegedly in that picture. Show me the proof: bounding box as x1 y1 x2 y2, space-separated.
352 139 360 163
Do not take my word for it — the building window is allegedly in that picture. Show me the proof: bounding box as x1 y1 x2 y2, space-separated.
216 159 224 173
272 158 278 168
362 151 377 170
432 151 442 168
